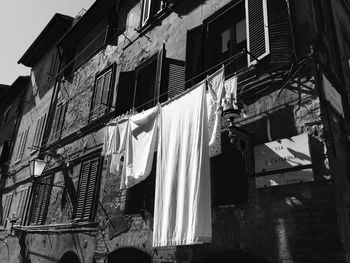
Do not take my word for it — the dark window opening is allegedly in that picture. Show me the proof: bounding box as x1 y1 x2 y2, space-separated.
211 132 248 206
125 153 156 215
206 1 247 75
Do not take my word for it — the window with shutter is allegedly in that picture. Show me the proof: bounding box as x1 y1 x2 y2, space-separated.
73 157 102 221
16 187 31 225
50 102 67 142
15 127 29 162
89 65 116 122
2 193 13 227
30 175 54 225
32 114 47 149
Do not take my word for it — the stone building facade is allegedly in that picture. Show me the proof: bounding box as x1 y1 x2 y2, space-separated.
1 0 350 263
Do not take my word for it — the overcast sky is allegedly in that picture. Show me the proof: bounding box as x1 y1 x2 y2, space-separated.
0 0 96 85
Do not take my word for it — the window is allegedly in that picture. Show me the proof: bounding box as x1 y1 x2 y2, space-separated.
116 45 185 114
141 0 164 26
16 187 31 226
15 127 29 162
30 175 53 225
89 64 116 121
210 131 252 206
50 102 67 141
2 193 13 227
73 156 102 221
186 0 292 85
32 114 47 150
125 154 156 215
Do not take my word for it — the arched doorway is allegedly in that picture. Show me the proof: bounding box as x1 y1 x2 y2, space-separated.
58 251 80 263
108 247 151 263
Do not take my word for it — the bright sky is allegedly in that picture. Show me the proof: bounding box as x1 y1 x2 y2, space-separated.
0 0 96 85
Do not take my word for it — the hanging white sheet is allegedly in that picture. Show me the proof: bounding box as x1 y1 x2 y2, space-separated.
153 81 212 247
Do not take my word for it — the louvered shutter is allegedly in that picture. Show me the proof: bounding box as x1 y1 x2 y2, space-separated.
162 58 185 100
116 71 136 116
3 193 13 227
101 69 113 116
245 0 270 65
267 0 293 65
33 114 47 148
50 104 61 141
16 128 28 161
74 161 90 220
155 45 165 102
185 25 203 88
83 158 99 220
74 157 101 221
91 76 104 120
31 176 53 225
56 103 67 139
20 187 31 226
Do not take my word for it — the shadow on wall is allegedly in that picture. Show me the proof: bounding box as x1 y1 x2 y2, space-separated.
192 249 276 263
57 251 80 263
108 247 151 263
173 0 208 16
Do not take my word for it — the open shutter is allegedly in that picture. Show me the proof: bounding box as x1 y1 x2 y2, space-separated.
57 102 67 139
155 45 165 102
245 0 270 65
116 71 136 116
91 76 104 119
185 25 204 88
31 176 53 225
83 158 100 220
101 69 113 114
74 161 90 220
267 0 293 65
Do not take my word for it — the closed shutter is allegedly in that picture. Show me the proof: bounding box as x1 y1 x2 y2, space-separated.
185 25 204 88
56 103 67 139
20 187 31 226
2 193 13 227
16 128 29 161
31 176 53 225
245 0 270 65
74 157 101 221
267 0 293 65
33 114 47 148
116 71 136 116
163 58 186 100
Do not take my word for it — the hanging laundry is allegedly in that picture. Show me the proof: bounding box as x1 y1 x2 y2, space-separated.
120 105 159 189
153 81 212 247
102 122 118 156
110 119 129 177
207 66 225 157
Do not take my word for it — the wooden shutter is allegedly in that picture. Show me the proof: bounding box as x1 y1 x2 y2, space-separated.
116 71 136 116
91 76 104 120
245 0 270 65
267 0 293 65
162 58 185 101
51 103 66 141
74 157 101 221
2 193 13 227
101 69 113 115
33 114 47 148
16 128 29 161
185 25 204 88
16 187 30 225
155 45 165 102
31 176 53 225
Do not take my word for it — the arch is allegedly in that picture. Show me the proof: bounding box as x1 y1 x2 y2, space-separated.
108 247 151 263
192 249 274 263
57 251 80 263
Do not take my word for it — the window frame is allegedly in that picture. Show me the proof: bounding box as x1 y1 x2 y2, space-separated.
89 64 116 123
140 0 164 27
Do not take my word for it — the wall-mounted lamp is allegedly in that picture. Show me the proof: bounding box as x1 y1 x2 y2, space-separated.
29 158 47 178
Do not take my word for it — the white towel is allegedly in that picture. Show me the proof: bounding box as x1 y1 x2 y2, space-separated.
102 123 118 156
120 105 159 189
153 81 212 247
110 119 129 176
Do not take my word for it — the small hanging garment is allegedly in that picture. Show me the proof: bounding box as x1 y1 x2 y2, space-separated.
207 66 225 157
222 75 238 110
120 105 159 189
110 119 129 176
102 122 118 156
153 81 212 247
